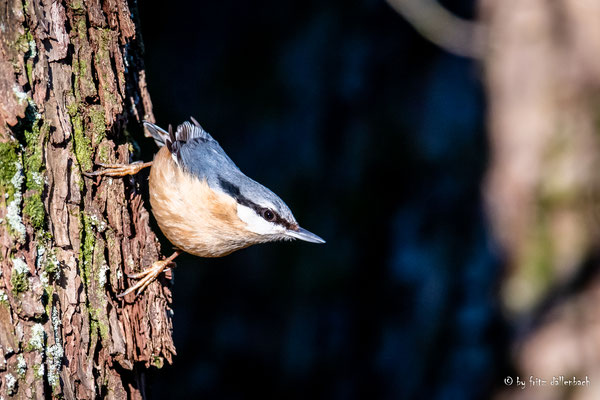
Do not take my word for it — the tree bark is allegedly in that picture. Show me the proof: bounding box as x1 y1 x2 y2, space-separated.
0 0 175 398
480 0 600 398
482 0 600 313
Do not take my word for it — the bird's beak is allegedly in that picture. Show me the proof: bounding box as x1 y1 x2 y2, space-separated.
286 226 326 244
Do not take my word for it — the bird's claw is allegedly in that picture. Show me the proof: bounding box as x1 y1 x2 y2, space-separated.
83 161 152 178
117 259 174 299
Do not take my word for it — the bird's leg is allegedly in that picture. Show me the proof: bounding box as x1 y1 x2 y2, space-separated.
117 250 182 298
83 161 153 178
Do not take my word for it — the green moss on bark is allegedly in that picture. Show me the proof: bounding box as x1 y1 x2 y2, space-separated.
88 105 106 145
22 120 47 229
0 142 25 241
11 258 29 295
0 141 20 192
79 214 96 288
67 102 93 172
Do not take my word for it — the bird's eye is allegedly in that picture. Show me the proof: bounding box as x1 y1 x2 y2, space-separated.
262 209 275 221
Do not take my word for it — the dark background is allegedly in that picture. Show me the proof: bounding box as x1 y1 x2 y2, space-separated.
137 1 505 399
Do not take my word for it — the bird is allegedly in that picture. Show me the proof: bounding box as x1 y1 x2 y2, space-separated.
86 118 325 298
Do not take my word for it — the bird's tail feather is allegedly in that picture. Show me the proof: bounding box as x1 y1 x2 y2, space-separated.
144 117 213 151
175 117 213 143
143 121 172 148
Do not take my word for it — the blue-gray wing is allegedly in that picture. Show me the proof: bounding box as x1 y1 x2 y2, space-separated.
165 119 293 219
148 118 249 189
149 118 243 187
176 135 244 188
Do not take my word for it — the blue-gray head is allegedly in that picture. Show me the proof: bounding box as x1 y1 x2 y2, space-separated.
144 118 325 245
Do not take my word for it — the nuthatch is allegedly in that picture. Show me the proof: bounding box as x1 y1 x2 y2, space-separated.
87 118 325 297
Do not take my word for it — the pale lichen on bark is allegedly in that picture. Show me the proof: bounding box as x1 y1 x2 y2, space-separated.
0 0 175 398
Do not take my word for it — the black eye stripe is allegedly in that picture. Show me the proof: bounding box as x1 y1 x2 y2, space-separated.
257 207 293 229
218 177 242 198
217 177 296 230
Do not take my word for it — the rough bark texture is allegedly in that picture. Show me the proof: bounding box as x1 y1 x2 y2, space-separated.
481 0 600 399
0 0 175 398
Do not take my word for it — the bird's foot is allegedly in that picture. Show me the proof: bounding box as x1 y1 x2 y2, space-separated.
83 161 153 178
117 258 173 298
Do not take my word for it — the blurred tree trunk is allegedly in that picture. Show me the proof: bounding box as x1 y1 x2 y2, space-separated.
0 0 175 398
481 0 600 399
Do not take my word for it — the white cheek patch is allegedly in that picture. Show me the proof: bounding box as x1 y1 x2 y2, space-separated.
237 204 283 235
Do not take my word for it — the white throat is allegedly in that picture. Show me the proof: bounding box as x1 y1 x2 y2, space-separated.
236 204 283 235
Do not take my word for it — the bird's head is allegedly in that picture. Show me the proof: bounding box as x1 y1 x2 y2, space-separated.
217 175 325 245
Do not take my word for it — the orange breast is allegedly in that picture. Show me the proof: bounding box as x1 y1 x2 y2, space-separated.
148 147 259 257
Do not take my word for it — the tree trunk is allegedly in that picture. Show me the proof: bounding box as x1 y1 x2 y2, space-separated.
0 0 175 398
480 0 600 398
